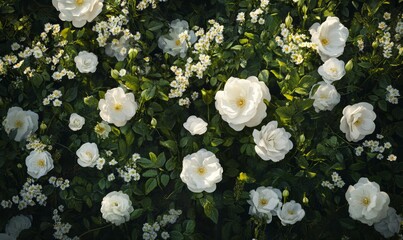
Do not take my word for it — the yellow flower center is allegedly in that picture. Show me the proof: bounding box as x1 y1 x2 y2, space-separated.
321 38 329 46
362 197 370 206
114 103 122 111
15 120 23 128
113 202 119 207
76 0 84 5
37 159 45 167
85 151 93 159
197 167 206 175
329 67 337 74
259 198 268 206
288 210 295 215
354 118 362 127
237 98 245 108
175 39 181 46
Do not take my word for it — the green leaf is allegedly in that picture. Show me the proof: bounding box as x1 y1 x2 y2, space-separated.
160 140 178 152
142 169 158 177
130 208 144 220
31 74 43 88
145 178 158 195
161 174 169 187
170 231 184 240
141 86 156 101
200 198 219 224
64 87 78 102
185 220 196 233
258 70 270 83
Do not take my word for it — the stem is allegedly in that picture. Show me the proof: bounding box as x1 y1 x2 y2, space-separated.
78 224 112 239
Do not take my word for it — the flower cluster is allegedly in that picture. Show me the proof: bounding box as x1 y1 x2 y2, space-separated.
354 135 397 161
49 177 70 191
136 0 167 11
275 23 315 65
248 186 305 226
373 13 402 58
142 209 182 240
43 89 63 107
321 172 345 190
385 85 400 104
52 206 79 240
167 20 224 105
1 178 47 210
116 154 141 183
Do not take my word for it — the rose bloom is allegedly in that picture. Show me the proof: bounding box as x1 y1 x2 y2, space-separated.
74 51 98 73
318 57 346 84
158 19 197 58
76 142 99 167
98 87 138 127
68 113 85 131
94 121 111 139
345 177 390 226
0 233 14 240
340 102 376 142
215 76 271 131
180 149 223 193
309 81 341 112
5 215 32 239
253 121 293 162
374 207 401 238
25 150 54 179
100 191 134 226
183 115 208 135
309 16 349 61
247 186 282 223
2 106 39 142
277 200 305 226
52 0 104 28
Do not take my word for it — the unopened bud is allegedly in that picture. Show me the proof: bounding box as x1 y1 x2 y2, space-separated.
282 189 289 198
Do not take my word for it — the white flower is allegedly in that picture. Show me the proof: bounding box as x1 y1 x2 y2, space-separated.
25 150 54 179
105 36 130 61
74 51 98 73
94 121 111 139
247 186 282 223
52 0 104 28
183 115 208 135
374 207 401 238
158 19 197 58
100 191 134 226
76 142 99 167
68 113 85 131
309 81 341 112
180 149 223 193
253 121 293 162
340 102 376 142
215 76 271 131
2 107 39 142
318 58 346 84
98 87 138 127
309 16 349 61
345 177 390 226
5 215 32 238
277 200 305 226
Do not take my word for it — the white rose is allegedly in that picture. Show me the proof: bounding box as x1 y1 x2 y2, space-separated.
74 51 98 73
25 150 54 179
180 149 223 193
68 113 85 131
340 102 376 142
98 87 138 127
76 142 99 167
183 115 208 135
105 36 130 61
5 215 32 238
277 200 305 226
247 186 282 223
374 207 401 238
345 177 390 226
318 57 346 84
215 76 271 131
2 107 39 142
309 16 349 61
253 121 293 162
100 191 134 226
158 19 197 58
52 0 104 28
309 81 341 113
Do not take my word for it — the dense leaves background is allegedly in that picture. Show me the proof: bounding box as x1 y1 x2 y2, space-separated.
0 0 402 239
